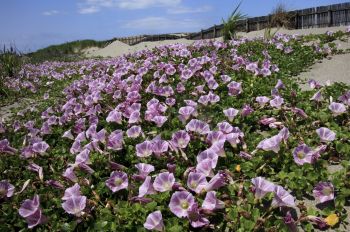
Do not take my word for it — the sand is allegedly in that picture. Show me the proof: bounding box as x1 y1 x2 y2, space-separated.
86 26 349 58
236 25 349 38
298 53 350 89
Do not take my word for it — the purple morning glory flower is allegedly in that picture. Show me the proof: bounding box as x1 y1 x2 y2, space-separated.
138 176 156 197
293 144 314 165
255 96 270 106
126 125 142 138
105 171 128 192
63 167 78 183
205 171 227 191
62 195 87 217
106 110 123 124
217 121 233 134
223 108 239 122
170 130 190 149
107 130 123 151
257 134 282 153
27 163 43 181
136 141 153 157
251 177 275 199
169 191 195 218
19 195 46 228
187 172 208 194
32 141 49 154
62 183 81 200
338 90 350 105
316 127 336 142
227 81 243 96
313 182 334 203
152 116 168 127
179 106 195 122
275 79 285 89
291 107 308 118
308 79 322 89
310 90 323 102
0 180 15 199
0 139 17 155
144 210 164 231
270 96 284 109
187 203 210 228
202 191 225 211
196 158 214 177
283 211 297 232
186 119 210 135
135 163 155 178
328 102 346 116
241 104 254 117
151 139 169 156
271 185 295 208
153 172 175 192
197 149 219 169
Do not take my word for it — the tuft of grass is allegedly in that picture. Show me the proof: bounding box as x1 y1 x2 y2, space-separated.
0 45 23 97
222 1 247 41
270 2 293 28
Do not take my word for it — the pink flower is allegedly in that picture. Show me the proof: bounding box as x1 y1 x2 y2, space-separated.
223 108 239 122
251 177 275 199
144 210 164 231
316 127 336 142
169 191 195 218
187 172 208 194
153 172 175 192
313 182 334 203
328 102 346 116
272 185 295 208
105 171 128 192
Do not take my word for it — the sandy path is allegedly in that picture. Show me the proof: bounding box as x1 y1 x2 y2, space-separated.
298 53 350 90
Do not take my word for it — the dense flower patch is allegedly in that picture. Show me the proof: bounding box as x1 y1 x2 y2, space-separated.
0 29 350 231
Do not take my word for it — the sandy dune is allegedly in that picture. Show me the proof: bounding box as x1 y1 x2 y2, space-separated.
86 26 349 58
298 53 350 89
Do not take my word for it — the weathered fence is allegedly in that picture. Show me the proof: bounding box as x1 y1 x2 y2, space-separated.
116 2 350 44
188 2 350 40
117 34 188 46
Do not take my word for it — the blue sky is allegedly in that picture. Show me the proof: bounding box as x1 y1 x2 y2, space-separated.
1 0 348 51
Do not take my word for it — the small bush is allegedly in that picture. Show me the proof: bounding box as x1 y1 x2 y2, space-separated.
270 2 293 28
222 1 246 41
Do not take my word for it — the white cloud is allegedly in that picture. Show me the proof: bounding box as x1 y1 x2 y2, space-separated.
77 0 182 13
42 10 59 16
122 16 202 31
167 5 212 14
78 6 100 14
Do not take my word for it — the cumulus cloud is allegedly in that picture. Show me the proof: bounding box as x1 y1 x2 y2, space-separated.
78 0 182 13
167 5 212 14
42 10 59 16
77 0 212 17
78 6 100 14
122 16 203 31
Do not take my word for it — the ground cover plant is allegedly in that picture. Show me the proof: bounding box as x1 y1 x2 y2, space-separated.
0 28 350 231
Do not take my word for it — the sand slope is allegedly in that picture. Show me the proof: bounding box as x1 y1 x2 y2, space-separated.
298 53 350 89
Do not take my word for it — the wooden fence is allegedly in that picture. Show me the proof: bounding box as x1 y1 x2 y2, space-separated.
116 2 350 44
117 34 188 46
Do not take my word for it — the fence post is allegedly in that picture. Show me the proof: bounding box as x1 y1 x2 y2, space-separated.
213 25 217 38
200 29 204 39
328 9 333 27
246 19 250 32
295 13 299 29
